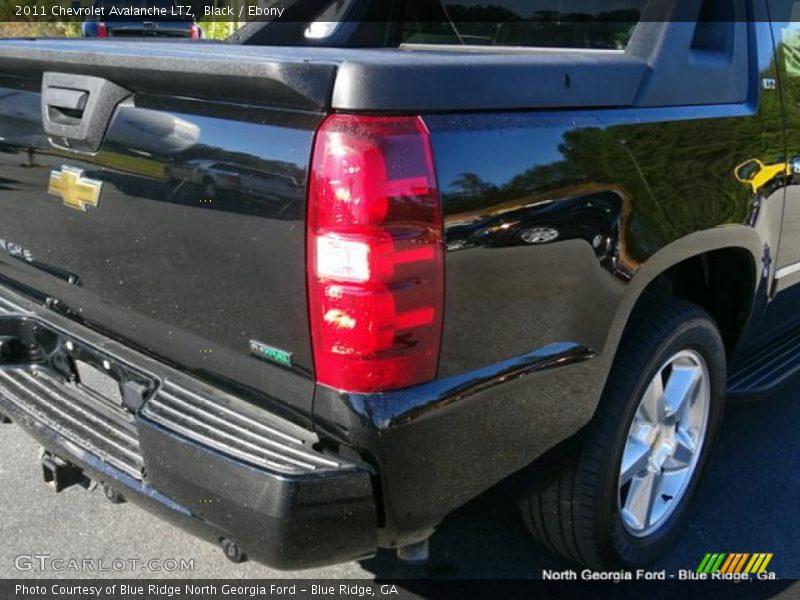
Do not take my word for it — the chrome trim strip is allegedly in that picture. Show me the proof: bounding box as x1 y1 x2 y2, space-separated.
16 371 139 448
143 400 318 472
163 380 303 446
0 371 140 462
156 390 338 468
143 404 306 474
0 295 32 314
774 262 800 281
0 371 142 479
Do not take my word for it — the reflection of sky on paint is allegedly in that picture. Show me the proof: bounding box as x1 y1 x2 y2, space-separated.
436 127 569 191
186 117 575 193
192 113 574 194
192 114 569 191
190 115 309 164
446 0 648 17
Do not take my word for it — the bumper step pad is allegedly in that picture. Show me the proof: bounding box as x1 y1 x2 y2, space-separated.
0 367 144 479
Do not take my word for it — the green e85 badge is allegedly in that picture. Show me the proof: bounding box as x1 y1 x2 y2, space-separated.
249 340 293 367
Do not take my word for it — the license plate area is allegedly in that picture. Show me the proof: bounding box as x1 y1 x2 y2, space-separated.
74 359 124 408
0 315 158 419
58 339 157 419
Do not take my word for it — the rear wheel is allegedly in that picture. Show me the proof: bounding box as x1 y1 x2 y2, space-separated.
520 298 725 568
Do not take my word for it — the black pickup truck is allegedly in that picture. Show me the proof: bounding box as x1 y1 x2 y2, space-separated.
0 0 797 571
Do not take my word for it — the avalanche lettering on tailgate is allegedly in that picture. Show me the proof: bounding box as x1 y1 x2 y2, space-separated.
0 238 34 262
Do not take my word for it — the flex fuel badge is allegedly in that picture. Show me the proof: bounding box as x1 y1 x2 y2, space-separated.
249 340 293 367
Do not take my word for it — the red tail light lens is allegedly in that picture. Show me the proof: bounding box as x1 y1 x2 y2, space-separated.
190 24 200 39
308 115 444 393
97 22 108 38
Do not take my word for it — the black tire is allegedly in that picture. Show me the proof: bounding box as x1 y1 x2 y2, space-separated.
519 297 726 568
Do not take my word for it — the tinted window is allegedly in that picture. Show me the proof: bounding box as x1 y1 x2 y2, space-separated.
400 0 647 50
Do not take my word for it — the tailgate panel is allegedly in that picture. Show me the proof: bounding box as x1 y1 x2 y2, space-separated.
0 81 320 417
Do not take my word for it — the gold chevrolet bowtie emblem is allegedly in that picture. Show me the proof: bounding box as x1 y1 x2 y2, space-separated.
48 166 103 211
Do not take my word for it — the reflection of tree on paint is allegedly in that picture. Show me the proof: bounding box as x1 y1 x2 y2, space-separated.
406 5 644 49
451 172 498 198
23 148 38 168
776 26 800 182
445 58 784 263
782 25 800 76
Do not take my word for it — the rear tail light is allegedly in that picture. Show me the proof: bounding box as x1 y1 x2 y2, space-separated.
226 174 240 186
97 22 108 38
190 24 200 39
308 115 444 393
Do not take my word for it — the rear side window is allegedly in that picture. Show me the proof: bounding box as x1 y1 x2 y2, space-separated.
399 1 647 50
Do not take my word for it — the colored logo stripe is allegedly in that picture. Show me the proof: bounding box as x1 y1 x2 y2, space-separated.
697 553 727 573
698 553 773 574
720 554 736 573
746 553 773 574
733 553 750 573
721 553 749 574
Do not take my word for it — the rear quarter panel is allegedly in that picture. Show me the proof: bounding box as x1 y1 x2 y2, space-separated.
428 97 782 380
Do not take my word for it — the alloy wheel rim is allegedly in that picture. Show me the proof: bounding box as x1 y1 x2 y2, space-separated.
520 227 559 244
618 349 710 537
